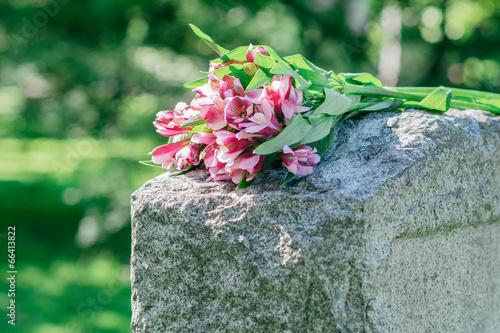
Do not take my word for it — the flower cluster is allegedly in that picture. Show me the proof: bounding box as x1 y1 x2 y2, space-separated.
144 25 500 188
150 45 320 185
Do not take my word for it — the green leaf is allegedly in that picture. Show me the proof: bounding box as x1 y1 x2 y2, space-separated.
280 172 295 188
253 53 276 71
477 98 500 111
168 133 191 144
261 153 277 171
418 87 451 112
299 115 339 145
246 68 271 91
189 24 229 56
312 88 352 116
296 68 331 87
189 124 211 133
259 45 287 63
342 73 382 88
308 129 335 157
270 61 311 90
184 76 208 89
181 114 205 127
361 99 404 111
211 46 247 63
253 114 312 155
236 173 255 189
139 160 162 168
211 64 251 87
169 166 196 177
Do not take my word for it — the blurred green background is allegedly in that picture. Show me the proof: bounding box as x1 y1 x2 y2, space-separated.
0 0 498 332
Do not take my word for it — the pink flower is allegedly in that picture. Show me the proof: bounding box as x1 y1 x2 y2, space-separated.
224 96 254 130
191 132 216 146
238 98 282 138
246 44 269 63
214 130 254 164
227 153 266 183
263 75 311 124
154 102 198 137
191 74 245 130
151 139 201 172
151 139 190 171
175 144 201 170
202 144 232 182
278 145 320 176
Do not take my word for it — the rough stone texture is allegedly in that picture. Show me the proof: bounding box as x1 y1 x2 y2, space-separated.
131 109 500 333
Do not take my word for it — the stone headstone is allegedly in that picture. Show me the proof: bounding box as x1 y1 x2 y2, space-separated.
131 109 499 332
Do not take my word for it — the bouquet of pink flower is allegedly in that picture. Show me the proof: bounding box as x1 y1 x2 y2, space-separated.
142 25 500 189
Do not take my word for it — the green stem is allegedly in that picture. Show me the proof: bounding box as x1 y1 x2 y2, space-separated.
389 86 500 101
342 84 500 114
342 84 424 101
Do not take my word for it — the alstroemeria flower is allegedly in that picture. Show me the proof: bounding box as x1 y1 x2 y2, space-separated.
238 98 282 138
214 130 254 164
225 96 254 130
227 152 266 184
278 145 320 175
175 144 201 170
154 102 198 137
246 44 269 63
263 75 311 124
151 139 191 171
202 144 232 182
191 74 246 130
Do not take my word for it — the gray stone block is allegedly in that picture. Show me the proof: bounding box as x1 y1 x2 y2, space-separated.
131 109 500 332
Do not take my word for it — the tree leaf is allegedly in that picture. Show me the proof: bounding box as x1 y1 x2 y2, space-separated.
299 114 339 144
189 24 229 56
246 68 271 91
270 61 311 90
418 87 451 112
253 114 312 155
312 88 352 116
184 76 208 89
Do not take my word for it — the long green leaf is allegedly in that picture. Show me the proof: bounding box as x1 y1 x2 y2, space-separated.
246 68 271 91
253 53 276 71
312 88 352 116
189 24 229 55
342 73 382 88
211 46 247 63
184 76 208 89
280 172 295 188
181 114 205 127
308 129 335 157
236 173 255 189
253 114 312 155
418 87 451 112
361 99 404 111
299 115 338 144
139 160 162 168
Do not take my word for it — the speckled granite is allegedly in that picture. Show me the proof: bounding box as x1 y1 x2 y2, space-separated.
131 109 499 332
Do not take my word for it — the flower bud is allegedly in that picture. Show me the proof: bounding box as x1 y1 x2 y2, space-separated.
243 62 259 76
